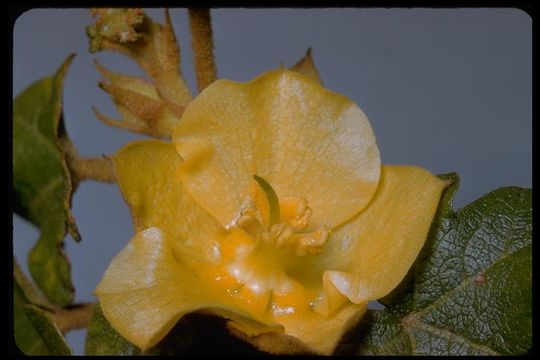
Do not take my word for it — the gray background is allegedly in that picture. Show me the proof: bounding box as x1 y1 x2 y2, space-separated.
13 8 531 355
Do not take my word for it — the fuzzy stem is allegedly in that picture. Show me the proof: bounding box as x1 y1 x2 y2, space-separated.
189 8 217 92
69 156 116 183
59 135 116 184
53 303 95 333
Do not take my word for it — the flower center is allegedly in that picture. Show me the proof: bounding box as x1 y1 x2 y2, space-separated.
236 200 329 257
216 175 330 306
232 175 330 257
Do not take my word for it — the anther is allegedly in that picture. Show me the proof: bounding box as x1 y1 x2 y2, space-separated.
271 224 295 247
293 226 329 257
280 197 313 231
236 203 265 237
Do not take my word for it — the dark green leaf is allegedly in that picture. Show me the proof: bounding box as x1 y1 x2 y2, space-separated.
336 310 412 355
344 176 531 355
13 54 80 306
24 305 72 355
13 279 71 355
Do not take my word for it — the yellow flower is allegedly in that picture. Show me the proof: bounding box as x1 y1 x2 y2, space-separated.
96 69 446 354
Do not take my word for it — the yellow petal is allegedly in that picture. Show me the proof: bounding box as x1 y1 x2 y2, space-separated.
228 302 366 355
96 228 211 351
173 69 380 229
323 165 447 303
113 140 224 265
96 227 284 351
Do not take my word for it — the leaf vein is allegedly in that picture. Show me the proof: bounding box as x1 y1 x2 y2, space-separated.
29 177 64 215
414 236 529 319
16 116 60 156
406 318 499 355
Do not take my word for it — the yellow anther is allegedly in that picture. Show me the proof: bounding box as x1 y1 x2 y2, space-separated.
292 198 312 230
234 186 326 258
292 226 330 257
271 224 295 247
236 203 265 237
280 197 313 231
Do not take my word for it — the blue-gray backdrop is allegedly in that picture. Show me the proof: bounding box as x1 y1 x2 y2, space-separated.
13 8 531 354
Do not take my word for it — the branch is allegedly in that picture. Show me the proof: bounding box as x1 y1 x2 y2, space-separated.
53 303 95 333
189 8 217 92
59 135 116 184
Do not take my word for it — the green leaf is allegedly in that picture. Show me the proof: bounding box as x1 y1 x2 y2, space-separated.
13 258 53 310
13 54 80 306
14 280 49 355
342 176 531 355
13 278 71 355
24 305 72 355
85 302 139 355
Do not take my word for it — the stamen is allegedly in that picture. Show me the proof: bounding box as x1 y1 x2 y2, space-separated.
271 224 295 247
292 226 330 257
229 176 328 293
280 197 313 231
236 202 265 237
291 198 312 230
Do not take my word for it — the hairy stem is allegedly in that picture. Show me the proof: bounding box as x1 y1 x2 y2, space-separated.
69 156 116 183
59 135 116 184
189 8 217 92
54 303 95 333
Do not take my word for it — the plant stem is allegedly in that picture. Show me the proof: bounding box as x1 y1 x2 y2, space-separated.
69 156 116 183
59 135 116 184
189 8 217 92
54 303 95 333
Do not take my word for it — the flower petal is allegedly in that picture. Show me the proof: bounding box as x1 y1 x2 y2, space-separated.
113 140 224 265
96 228 211 351
173 69 380 229
323 165 447 303
228 302 366 355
